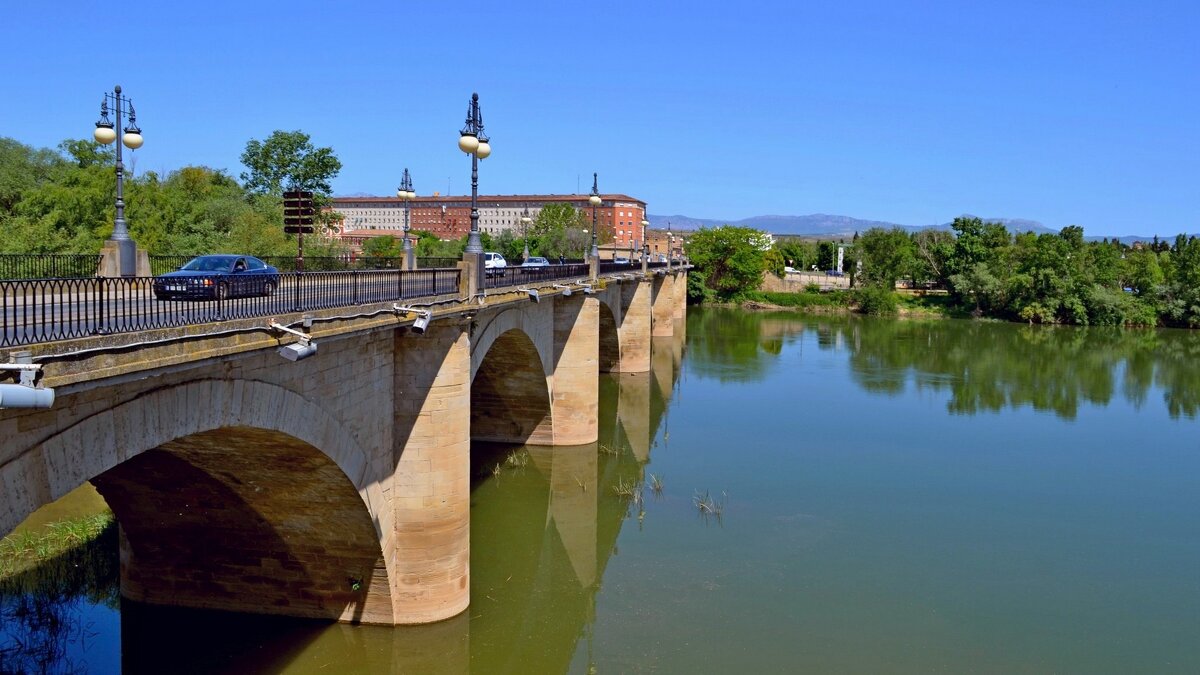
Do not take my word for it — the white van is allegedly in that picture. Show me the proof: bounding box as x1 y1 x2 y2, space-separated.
484 252 507 276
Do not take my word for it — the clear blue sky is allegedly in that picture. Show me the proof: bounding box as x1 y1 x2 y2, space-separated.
6 0 1197 236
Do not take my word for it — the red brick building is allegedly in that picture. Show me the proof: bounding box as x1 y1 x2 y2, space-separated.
329 194 648 251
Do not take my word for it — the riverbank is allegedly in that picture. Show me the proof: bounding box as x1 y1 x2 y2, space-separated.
0 512 114 580
739 289 964 319
0 484 113 581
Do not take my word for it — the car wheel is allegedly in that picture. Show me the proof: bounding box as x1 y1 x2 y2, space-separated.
215 283 229 301
262 280 276 297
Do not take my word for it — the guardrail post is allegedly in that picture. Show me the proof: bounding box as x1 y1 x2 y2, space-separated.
352 269 359 305
457 260 474 298
293 271 302 312
95 278 107 334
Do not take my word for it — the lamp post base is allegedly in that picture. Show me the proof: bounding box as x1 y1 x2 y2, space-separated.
98 240 150 277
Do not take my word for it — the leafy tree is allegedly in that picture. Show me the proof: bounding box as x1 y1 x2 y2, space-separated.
493 230 524 262
239 130 342 196
362 235 404 258
684 225 769 300
856 227 913 289
763 248 786 277
816 241 837 271
911 229 954 285
775 239 818 271
528 203 592 259
1123 247 1164 295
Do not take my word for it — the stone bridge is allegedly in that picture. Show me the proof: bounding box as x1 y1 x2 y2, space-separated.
0 268 687 625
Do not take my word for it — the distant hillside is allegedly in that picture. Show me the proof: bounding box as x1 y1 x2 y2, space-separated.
647 213 1185 244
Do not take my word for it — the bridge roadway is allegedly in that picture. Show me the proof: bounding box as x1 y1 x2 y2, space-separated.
0 261 688 626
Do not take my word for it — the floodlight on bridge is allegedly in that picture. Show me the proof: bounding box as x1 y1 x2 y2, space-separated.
393 305 432 334
519 288 540 303
0 361 54 409
553 284 572 297
269 322 318 362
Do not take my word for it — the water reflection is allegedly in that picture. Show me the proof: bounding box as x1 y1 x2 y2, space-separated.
2 332 683 674
468 367 673 673
686 308 1200 420
0 518 119 674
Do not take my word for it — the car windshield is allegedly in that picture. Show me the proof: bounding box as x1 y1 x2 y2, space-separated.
180 256 234 272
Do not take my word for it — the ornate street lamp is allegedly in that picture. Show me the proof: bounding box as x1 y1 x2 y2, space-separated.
397 168 415 269
520 205 532 261
93 85 143 276
641 216 650 265
667 222 674 269
458 93 490 263
588 173 601 263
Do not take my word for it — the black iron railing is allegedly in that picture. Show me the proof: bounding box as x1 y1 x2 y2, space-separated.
417 257 461 269
483 264 591 290
0 262 680 347
598 261 639 275
0 268 461 348
0 255 104 279
149 255 463 276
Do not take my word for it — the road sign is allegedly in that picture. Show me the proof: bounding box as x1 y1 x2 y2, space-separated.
282 190 316 273
283 191 316 226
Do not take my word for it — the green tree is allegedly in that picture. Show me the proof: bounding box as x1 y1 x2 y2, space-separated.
362 235 404 259
528 203 591 259
239 130 342 196
857 227 913 289
911 229 954 285
685 225 769 300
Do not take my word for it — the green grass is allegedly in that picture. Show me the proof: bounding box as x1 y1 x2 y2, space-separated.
895 292 969 318
744 290 852 309
746 288 970 320
0 511 114 580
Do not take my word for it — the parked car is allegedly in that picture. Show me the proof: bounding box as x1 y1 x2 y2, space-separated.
825 269 845 277
154 255 280 300
613 256 631 265
484 252 507 276
521 256 550 268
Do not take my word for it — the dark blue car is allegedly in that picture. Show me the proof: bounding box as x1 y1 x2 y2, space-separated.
153 255 280 300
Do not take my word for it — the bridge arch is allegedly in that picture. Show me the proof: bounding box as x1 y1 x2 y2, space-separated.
472 327 553 445
598 301 621 372
6 379 397 624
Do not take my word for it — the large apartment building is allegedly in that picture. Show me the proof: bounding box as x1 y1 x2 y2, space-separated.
329 194 649 251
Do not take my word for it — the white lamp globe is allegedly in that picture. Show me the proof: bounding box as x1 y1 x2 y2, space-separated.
122 131 143 150
589 194 601 206
475 141 491 159
94 125 117 145
458 134 479 154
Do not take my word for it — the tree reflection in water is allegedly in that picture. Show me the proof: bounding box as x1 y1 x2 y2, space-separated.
686 307 1200 420
0 519 119 674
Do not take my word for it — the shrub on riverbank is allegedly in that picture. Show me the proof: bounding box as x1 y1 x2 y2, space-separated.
853 287 899 316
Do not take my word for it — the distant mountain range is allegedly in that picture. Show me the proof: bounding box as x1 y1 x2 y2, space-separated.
645 213 1186 245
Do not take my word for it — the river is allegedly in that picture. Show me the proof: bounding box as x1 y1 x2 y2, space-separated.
3 308 1199 673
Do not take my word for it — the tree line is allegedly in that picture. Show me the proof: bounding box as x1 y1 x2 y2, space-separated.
685 218 1200 328
0 133 348 258
0 134 618 266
